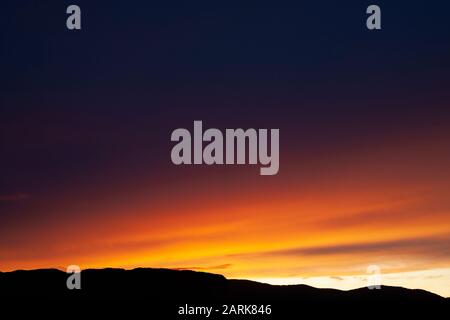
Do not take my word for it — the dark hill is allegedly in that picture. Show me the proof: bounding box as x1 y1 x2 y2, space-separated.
0 268 448 317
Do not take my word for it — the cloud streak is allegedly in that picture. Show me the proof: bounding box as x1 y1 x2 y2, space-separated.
171 264 232 271
0 193 29 202
229 234 450 259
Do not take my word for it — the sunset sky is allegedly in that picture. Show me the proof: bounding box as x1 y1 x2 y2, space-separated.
1 1 450 297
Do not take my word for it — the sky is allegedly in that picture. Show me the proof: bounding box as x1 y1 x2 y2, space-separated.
1 1 450 297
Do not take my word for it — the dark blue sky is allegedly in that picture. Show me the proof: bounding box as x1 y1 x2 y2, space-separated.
1 0 450 224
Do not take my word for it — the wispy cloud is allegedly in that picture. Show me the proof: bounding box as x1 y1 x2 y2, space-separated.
229 234 450 259
0 193 29 202
171 264 232 271
315 197 450 229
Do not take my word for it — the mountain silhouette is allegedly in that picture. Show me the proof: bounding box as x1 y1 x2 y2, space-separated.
1 268 448 317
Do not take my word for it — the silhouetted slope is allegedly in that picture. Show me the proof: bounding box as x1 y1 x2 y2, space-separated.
0 268 228 299
0 268 448 317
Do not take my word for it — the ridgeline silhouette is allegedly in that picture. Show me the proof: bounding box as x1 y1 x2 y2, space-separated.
0 268 448 316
